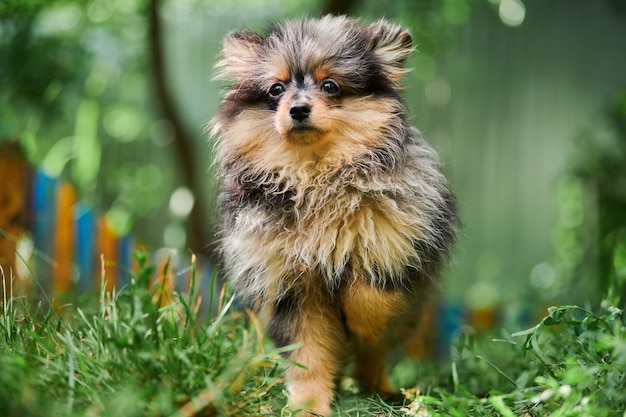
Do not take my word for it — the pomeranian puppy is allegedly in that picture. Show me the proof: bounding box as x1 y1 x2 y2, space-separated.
211 15 456 416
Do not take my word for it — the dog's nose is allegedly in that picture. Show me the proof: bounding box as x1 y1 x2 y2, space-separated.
289 103 311 122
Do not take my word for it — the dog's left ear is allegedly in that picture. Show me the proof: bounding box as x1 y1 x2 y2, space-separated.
366 20 413 83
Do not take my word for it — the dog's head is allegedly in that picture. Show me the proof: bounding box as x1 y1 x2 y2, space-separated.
212 16 413 169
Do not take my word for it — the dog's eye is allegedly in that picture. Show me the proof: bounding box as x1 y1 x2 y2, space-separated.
268 83 285 98
321 79 340 96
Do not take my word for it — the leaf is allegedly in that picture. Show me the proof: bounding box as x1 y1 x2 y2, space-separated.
488 395 516 417
511 324 541 338
530 335 543 357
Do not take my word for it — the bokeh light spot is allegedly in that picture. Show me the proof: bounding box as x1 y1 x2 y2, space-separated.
104 107 141 142
164 223 186 249
499 0 526 27
169 187 195 218
529 262 556 290
466 281 501 310
87 0 113 23
106 205 133 236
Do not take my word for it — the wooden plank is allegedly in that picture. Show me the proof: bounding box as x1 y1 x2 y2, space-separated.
52 182 76 295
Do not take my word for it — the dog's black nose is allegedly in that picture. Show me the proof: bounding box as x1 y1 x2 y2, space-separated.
289 103 311 122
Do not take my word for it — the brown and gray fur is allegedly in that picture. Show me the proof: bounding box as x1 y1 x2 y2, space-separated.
210 15 456 416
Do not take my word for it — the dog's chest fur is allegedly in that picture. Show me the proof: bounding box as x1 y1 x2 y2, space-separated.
218 141 451 306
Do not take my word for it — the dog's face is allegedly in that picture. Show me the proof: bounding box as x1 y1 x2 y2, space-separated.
212 16 413 168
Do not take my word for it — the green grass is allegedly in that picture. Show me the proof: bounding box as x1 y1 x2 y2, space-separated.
1 251 625 417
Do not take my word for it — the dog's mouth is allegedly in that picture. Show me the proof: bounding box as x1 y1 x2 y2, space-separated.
284 126 324 145
289 124 317 133
282 122 326 145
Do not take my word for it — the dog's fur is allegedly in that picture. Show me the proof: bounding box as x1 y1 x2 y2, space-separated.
211 15 456 416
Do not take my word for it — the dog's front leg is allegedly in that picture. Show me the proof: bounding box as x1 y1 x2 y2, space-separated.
269 290 347 416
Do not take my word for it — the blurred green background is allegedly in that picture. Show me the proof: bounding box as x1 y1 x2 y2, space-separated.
2 0 626 313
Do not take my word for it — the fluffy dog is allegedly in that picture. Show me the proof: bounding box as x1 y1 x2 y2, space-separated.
211 15 456 416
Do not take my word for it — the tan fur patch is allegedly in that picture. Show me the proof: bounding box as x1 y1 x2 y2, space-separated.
313 68 330 83
341 279 406 344
285 285 347 416
274 64 291 83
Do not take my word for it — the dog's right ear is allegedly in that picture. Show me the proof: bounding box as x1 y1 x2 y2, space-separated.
214 29 264 81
